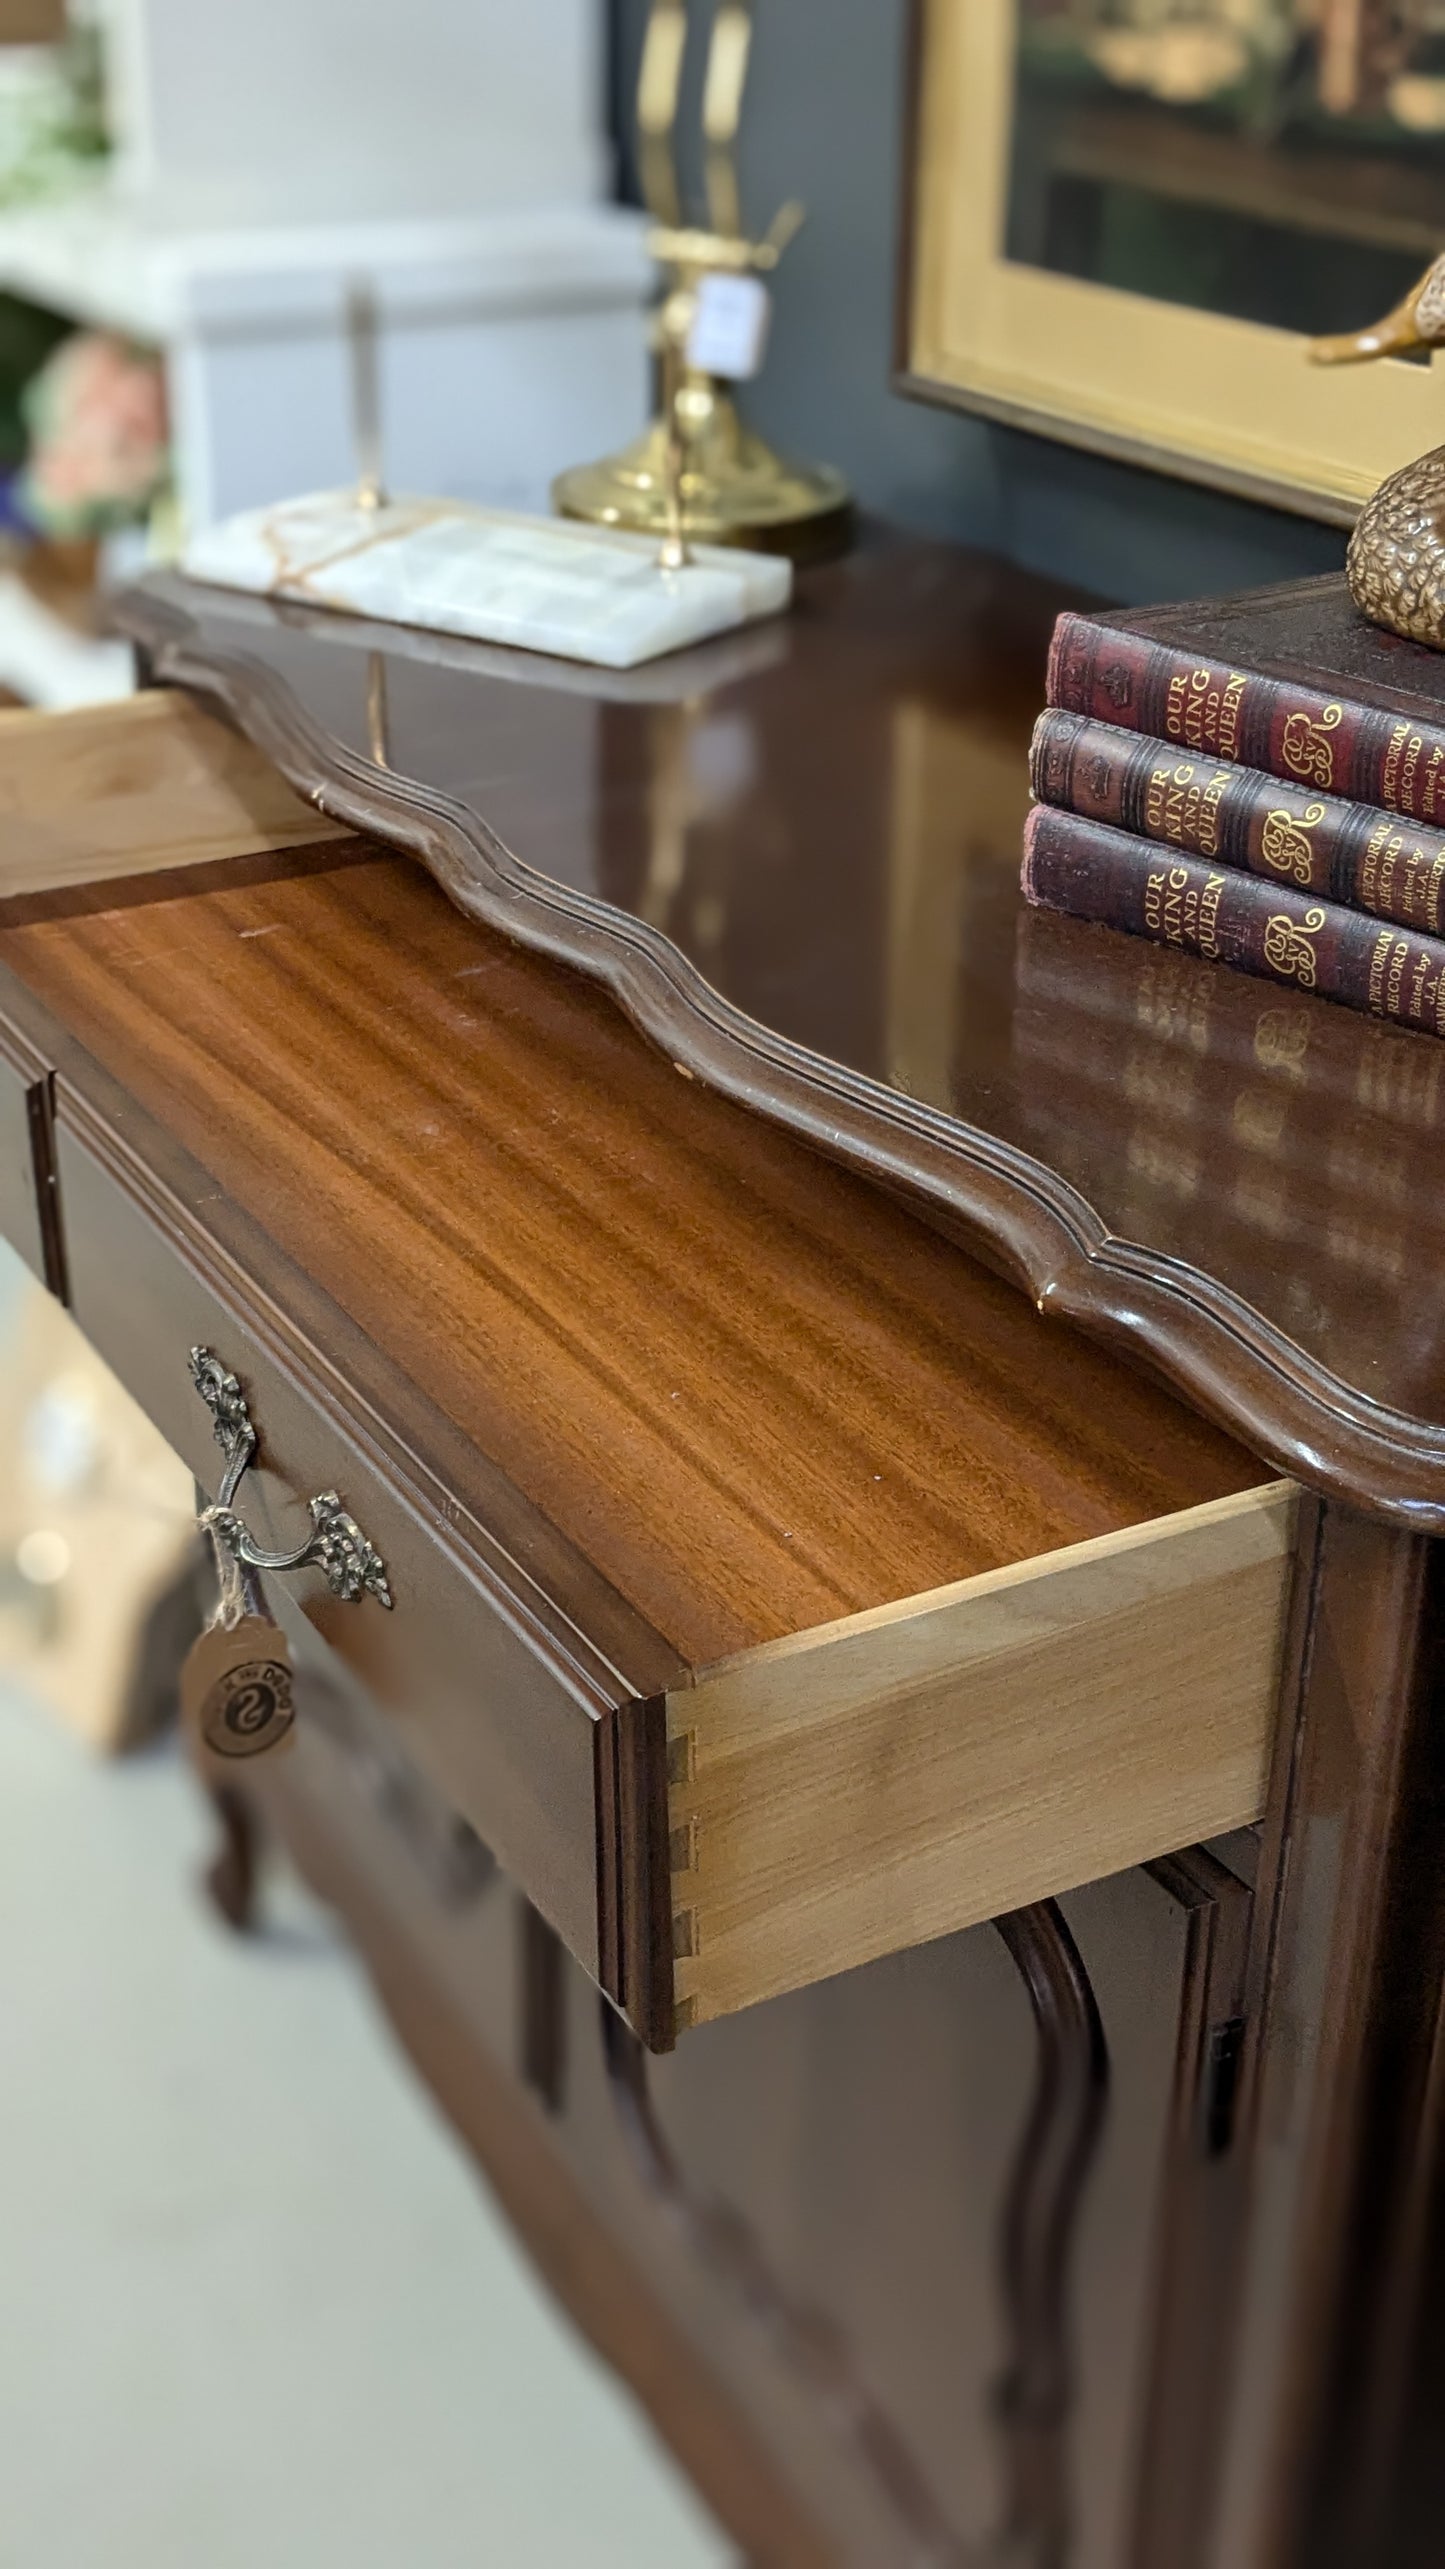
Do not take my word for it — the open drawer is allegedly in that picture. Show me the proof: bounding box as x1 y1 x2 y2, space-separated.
0 691 1295 2045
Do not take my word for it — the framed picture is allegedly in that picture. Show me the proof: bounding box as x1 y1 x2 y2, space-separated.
899 0 1445 521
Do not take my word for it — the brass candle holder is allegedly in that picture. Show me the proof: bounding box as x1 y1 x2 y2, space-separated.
552 0 850 564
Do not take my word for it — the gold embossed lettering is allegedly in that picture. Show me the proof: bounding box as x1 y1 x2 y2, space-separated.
1160 863 1190 947
1260 803 1323 884
1197 869 1226 957
1280 705 1343 789
1144 763 1174 836
1197 767 1229 857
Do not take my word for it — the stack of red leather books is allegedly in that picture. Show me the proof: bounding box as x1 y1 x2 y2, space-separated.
1022 573 1445 1040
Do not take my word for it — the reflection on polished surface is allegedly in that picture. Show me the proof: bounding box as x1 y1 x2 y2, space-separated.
1009 909 1445 1410
125 540 1445 1479
136 542 1046 1092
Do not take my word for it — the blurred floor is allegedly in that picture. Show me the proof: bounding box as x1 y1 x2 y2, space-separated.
0 1690 734 2569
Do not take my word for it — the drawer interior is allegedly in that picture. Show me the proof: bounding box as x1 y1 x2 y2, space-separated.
0 831 1266 1670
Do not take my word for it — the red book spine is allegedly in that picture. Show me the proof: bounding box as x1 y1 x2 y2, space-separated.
1021 804 1445 1038
1047 610 1445 824
1030 707 1445 935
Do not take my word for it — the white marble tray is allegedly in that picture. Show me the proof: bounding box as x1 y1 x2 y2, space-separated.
181 491 792 669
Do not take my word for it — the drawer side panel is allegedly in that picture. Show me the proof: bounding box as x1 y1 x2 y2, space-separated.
669 1484 1295 2026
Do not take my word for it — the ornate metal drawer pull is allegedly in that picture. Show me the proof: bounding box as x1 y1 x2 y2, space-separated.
189 1347 393 1609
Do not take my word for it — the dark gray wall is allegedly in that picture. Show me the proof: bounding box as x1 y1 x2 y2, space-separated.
608 0 1347 604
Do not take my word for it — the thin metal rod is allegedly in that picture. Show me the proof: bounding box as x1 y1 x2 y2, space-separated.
657 319 692 572
637 0 688 229
366 652 390 770
702 0 752 239
347 279 386 513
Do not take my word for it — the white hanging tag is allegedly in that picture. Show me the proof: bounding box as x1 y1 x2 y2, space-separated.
181 1616 296 1769
686 272 772 381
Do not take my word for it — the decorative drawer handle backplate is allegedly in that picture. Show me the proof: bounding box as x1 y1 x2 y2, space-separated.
189 1346 393 1609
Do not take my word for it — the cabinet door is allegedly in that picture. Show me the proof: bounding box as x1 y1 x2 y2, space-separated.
259 1646 1254 2569
631 1853 1253 2569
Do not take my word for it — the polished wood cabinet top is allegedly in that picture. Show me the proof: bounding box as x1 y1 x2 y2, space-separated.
120 539 1445 1523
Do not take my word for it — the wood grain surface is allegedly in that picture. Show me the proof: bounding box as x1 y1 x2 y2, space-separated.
0 841 1262 1669
669 1482 1292 2021
0 691 347 899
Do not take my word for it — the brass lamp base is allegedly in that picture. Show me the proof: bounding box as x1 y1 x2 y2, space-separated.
552 383 851 567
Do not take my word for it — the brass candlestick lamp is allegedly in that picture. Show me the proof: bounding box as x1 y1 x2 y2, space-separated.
552 0 850 563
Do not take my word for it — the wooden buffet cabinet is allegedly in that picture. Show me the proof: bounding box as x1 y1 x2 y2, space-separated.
1 539 1440 2569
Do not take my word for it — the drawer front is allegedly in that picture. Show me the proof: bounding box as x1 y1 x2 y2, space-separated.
668 1482 1296 2030
0 1018 56 1288
56 1117 614 1979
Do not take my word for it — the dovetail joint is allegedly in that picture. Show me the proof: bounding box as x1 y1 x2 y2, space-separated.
666 1726 696 1789
669 1818 697 1876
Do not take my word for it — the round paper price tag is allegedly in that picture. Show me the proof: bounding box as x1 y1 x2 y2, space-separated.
200 1656 294 1759
182 1616 296 1764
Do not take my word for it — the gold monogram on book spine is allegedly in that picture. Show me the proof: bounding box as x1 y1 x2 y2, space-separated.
1261 805 1325 883
1280 705 1343 788
1263 908 1327 989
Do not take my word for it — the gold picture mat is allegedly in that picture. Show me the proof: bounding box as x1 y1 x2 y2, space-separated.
901 0 1445 523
